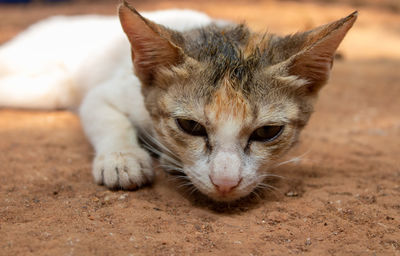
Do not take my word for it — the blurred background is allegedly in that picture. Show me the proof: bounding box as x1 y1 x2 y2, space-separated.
1 1 399 255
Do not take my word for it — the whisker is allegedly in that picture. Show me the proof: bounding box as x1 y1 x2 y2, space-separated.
167 174 188 182
159 164 183 171
188 186 198 197
258 173 286 180
141 143 182 168
273 150 310 168
257 183 280 191
139 130 182 168
256 182 282 198
251 190 262 201
139 129 180 159
177 182 194 189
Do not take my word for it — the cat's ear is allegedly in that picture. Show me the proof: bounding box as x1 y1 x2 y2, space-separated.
279 12 357 94
118 1 184 84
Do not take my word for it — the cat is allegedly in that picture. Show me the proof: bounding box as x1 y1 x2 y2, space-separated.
0 1 357 202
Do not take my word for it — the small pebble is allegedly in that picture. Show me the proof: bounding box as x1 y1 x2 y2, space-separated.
285 191 298 197
119 193 128 200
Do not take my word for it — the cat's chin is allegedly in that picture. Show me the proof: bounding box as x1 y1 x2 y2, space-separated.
196 185 257 202
207 193 248 202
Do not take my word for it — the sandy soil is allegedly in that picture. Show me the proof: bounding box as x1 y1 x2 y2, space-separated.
1 0 399 255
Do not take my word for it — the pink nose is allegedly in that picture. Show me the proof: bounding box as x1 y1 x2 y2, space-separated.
209 176 242 194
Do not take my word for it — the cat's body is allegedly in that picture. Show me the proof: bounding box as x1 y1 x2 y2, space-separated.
0 10 221 109
0 2 357 202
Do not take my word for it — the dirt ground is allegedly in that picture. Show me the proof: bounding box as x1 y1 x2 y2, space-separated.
1 0 399 255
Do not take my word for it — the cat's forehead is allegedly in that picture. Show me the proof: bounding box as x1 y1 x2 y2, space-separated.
183 24 270 85
203 76 298 124
165 60 291 120
204 76 252 126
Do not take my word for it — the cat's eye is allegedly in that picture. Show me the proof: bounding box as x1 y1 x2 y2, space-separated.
249 125 284 142
175 118 207 137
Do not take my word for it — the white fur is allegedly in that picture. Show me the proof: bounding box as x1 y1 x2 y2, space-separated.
210 121 244 192
0 9 218 189
0 10 217 109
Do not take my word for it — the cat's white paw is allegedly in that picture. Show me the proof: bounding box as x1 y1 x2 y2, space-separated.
92 149 153 190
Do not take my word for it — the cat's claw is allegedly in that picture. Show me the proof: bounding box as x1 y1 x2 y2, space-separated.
93 150 153 190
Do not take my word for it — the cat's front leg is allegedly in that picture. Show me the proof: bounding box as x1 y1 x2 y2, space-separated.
79 82 154 189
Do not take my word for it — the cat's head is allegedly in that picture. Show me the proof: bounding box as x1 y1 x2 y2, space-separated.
119 2 357 201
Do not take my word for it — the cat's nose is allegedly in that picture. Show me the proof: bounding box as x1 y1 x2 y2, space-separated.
210 148 242 195
209 175 242 194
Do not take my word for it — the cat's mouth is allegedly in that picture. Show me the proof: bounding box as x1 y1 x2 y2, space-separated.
198 183 259 202
165 166 260 202
208 182 260 202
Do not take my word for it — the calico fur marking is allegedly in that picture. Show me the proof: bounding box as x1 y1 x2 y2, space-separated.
116 1 357 201
207 76 250 122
